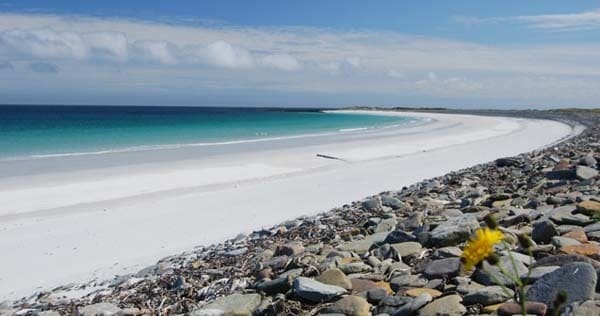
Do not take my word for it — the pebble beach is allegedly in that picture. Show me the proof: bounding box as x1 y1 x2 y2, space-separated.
3 109 600 316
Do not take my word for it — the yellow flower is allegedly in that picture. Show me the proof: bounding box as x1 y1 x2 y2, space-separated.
461 227 504 270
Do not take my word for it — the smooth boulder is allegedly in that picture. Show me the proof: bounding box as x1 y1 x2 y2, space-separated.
576 165 599 180
423 257 461 279
316 268 352 290
293 277 347 302
526 262 597 307
428 214 480 247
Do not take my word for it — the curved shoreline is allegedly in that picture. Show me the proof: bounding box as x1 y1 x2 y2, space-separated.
0 111 574 300
0 113 417 163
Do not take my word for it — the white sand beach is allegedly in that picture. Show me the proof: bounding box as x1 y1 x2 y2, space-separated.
0 111 576 300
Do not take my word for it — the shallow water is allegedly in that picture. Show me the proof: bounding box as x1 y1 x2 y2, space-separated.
0 106 413 160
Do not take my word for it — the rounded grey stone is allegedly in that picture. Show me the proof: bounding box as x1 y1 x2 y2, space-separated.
418 294 466 316
526 262 597 306
531 219 558 244
293 277 347 303
473 256 528 286
463 285 514 305
423 257 461 279
428 214 479 247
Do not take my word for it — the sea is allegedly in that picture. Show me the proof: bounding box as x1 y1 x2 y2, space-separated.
0 105 415 161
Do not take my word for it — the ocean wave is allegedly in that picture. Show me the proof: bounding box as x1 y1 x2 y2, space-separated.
338 127 369 132
0 115 429 162
0 126 387 161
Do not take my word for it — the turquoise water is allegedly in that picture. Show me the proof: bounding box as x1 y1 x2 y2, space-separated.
0 106 413 160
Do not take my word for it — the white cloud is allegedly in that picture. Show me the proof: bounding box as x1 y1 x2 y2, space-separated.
415 72 437 86
517 9 600 30
132 40 178 65
0 28 87 60
0 26 276 70
261 54 302 71
0 28 131 63
2 13 600 77
0 13 600 107
320 57 361 75
195 40 255 69
85 32 128 62
455 8 600 31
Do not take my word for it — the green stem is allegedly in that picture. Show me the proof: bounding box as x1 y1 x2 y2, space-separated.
518 247 535 316
524 247 534 283
519 288 527 316
501 240 529 315
503 241 523 287
496 262 528 316
482 266 514 298
497 263 521 286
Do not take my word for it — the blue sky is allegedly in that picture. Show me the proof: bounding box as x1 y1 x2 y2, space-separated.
1 1 599 108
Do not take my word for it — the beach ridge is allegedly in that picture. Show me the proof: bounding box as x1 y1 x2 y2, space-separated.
3 109 598 316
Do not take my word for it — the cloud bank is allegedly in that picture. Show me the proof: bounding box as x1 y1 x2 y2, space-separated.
0 12 599 107
0 27 299 70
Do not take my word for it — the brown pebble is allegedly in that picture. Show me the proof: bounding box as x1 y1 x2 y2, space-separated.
560 243 600 260
497 302 547 316
275 241 305 256
404 288 442 298
553 159 571 171
562 228 588 243
256 268 272 280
